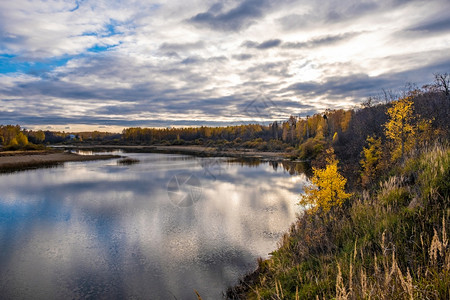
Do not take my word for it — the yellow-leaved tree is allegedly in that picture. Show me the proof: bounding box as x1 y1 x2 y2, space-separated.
360 135 383 188
384 96 415 161
16 132 28 147
299 148 352 213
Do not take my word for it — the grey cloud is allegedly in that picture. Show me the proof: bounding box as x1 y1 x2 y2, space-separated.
237 98 314 111
45 53 212 92
159 41 205 51
0 110 230 127
189 0 271 31
325 1 379 23
283 32 360 49
277 0 412 31
232 54 253 61
1 77 178 103
286 57 450 101
1 34 27 48
246 61 291 78
96 104 142 115
161 51 180 58
243 39 282 50
242 41 258 48
257 39 282 49
207 56 228 63
277 13 312 31
287 74 394 99
0 114 255 128
181 56 203 64
179 55 227 65
408 17 450 33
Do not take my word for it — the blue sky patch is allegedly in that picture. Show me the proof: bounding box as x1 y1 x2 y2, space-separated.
87 43 121 53
0 55 71 75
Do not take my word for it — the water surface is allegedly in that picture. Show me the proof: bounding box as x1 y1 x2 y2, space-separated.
0 152 306 299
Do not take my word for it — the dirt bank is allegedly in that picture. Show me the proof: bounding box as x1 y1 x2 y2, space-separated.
0 150 120 173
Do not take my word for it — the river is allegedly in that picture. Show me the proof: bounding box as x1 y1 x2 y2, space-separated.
0 152 307 299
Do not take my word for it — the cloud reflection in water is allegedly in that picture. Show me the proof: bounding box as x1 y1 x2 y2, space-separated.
0 153 306 299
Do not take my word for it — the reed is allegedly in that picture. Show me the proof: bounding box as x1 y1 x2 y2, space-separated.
117 157 140 165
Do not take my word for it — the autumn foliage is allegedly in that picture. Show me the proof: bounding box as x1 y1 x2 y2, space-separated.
384 96 415 161
299 148 352 213
360 135 384 188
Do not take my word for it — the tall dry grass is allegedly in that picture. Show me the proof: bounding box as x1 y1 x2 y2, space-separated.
227 145 449 299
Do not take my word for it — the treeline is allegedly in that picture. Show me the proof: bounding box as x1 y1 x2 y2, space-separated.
120 110 354 154
0 125 70 150
42 131 120 143
121 111 353 150
0 125 45 150
0 126 120 150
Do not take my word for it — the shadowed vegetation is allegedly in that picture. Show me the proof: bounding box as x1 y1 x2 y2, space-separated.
117 157 140 165
0 161 62 174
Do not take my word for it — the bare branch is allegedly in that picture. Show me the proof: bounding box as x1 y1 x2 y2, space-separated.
434 72 450 97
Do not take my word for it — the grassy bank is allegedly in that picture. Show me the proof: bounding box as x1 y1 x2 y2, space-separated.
227 145 449 299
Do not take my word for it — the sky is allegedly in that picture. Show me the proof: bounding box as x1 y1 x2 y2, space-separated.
1 0 450 132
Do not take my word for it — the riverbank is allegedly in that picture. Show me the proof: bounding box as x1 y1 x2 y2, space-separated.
0 150 121 173
56 144 294 162
227 145 450 299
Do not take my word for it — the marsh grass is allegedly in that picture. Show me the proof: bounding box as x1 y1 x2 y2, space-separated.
227 145 450 299
0 161 62 174
117 157 140 165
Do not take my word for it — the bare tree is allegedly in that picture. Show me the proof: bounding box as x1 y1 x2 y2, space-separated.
434 72 450 97
382 88 397 104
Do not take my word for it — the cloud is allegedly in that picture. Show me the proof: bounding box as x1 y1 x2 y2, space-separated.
408 17 450 33
246 61 291 79
283 32 360 49
325 1 379 22
159 41 205 52
286 57 450 101
232 54 253 61
287 74 393 98
189 0 271 31
276 0 428 31
0 0 449 129
181 56 203 65
0 0 138 59
243 39 282 50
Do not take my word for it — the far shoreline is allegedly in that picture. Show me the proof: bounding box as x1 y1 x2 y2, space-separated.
0 145 309 174
56 144 302 162
0 150 121 173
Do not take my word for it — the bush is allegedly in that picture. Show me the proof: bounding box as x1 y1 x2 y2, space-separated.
171 139 185 145
298 138 325 160
24 143 46 150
